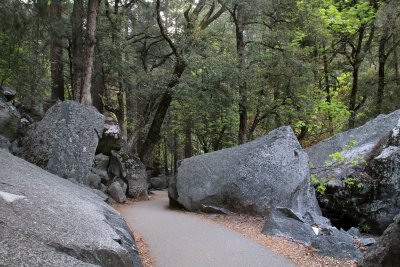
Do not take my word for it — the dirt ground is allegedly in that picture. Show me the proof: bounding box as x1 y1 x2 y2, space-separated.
196 213 358 267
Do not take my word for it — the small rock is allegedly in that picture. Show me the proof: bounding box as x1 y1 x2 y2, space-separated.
358 237 376 246
0 135 11 150
85 172 102 189
200 204 235 215
108 181 127 203
94 153 110 171
347 227 361 237
1 86 16 101
150 176 169 190
92 168 110 184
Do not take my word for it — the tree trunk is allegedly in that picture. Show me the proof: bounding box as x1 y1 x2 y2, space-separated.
173 131 178 175
71 0 84 101
394 35 399 85
139 58 186 163
163 139 169 175
49 0 64 101
117 79 128 144
348 65 359 129
80 0 101 107
322 46 334 134
92 50 104 112
348 26 367 129
184 119 193 158
376 35 387 115
234 5 247 144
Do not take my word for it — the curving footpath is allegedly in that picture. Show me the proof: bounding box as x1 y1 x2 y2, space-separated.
118 191 296 267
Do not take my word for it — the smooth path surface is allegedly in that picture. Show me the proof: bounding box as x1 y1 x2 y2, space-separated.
118 191 296 267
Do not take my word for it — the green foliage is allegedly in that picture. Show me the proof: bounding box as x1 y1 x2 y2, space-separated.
1 0 399 167
358 219 371 233
343 177 364 189
310 174 334 195
324 151 344 166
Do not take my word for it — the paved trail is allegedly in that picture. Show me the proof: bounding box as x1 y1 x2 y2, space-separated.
118 191 296 267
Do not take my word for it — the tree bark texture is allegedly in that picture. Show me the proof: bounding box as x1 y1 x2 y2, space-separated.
49 0 64 101
234 4 248 145
71 0 84 101
80 0 101 107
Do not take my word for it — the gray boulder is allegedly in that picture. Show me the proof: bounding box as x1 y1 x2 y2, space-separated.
311 227 362 259
150 176 169 190
92 167 110 184
0 135 10 150
0 97 21 140
306 110 400 233
306 109 400 168
19 101 105 184
262 208 316 246
0 149 142 267
109 181 127 203
86 171 102 189
361 214 400 267
262 208 362 259
96 117 122 156
94 153 110 171
109 150 148 200
1 86 16 101
172 126 321 216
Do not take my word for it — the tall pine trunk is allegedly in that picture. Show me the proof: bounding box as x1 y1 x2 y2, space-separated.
80 0 100 106
71 0 84 101
234 5 247 144
49 0 64 101
376 35 387 115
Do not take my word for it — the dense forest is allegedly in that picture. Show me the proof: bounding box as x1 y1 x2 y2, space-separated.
1 0 400 172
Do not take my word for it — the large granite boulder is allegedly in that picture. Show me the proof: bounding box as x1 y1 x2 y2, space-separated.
0 97 21 141
307 109 400 168
19 101 105 184
361 214 400 267
0 149 142 267
109 150 148 200
171 126 321 216
306 110 400 233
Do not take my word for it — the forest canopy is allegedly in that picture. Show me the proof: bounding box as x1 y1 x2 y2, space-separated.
1 0 399 172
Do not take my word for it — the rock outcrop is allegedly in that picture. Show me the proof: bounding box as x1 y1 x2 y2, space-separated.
0 149 142 267
171 126 321 216
0 96 22 141
306 110 400 233
361 213 400 267
306 109 400 168
96 117 122 156
109 150 148 200
150 176 169 190
19 100 105 184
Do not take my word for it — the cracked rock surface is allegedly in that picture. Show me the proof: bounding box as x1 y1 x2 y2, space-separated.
0 149 142 267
